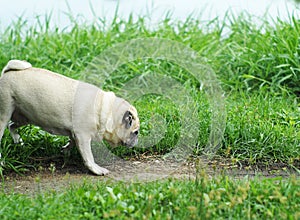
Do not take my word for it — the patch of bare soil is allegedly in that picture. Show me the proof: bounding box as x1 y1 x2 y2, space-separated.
1 156 299 195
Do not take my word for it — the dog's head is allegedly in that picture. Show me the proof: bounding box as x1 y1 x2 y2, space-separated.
103 97 140 147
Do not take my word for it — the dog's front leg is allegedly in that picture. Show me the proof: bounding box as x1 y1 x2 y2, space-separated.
75 134 109 175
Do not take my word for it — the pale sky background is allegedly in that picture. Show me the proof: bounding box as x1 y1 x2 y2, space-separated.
0 0 299 30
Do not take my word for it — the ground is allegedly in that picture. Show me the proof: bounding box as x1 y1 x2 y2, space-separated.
2 156 298 194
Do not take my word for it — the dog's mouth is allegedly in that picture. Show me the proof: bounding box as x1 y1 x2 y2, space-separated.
106 139 137 148
122 138 138 148
122 141 135 148
122 141 132 148
106 130 139 148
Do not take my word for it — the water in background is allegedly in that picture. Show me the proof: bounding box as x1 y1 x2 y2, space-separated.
0 0 298 30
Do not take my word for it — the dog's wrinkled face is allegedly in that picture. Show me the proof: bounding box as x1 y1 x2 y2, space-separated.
103 97 140 147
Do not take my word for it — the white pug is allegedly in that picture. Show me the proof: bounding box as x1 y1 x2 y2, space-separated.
0 60 140 175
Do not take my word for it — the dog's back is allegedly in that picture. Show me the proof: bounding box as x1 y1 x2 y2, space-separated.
0 60 79 135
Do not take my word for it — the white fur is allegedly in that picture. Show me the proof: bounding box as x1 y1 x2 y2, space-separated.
0 60 139 175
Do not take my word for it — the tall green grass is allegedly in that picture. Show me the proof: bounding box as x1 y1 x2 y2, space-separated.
0 11 299 173
1 12 299 94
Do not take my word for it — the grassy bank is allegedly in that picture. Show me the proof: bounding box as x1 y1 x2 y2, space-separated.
0 12 299 174
1 174 299 219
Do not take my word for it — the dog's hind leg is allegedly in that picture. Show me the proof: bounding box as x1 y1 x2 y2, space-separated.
0 121 6 144
8 121 24 145
8 110 30 145
61 136 75 152
0 96 14 146
0 115 13 147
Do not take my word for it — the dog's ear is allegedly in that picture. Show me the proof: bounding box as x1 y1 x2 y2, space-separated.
122 111 133 129
106 116 114 133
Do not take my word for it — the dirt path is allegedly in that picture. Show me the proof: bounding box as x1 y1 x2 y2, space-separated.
2 157 298 194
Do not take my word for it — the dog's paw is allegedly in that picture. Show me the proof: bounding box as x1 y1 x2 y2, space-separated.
87 163 110 176
61 142 72 154
17 139 24 146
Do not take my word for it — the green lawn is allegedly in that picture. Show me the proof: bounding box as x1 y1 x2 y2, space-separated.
1 174 299 219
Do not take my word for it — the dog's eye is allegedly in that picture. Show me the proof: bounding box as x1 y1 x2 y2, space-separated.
128 115 133 125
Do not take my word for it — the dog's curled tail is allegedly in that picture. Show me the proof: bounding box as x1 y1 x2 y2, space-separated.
1 60 32 76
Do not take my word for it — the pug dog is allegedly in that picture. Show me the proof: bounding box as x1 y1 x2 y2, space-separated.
0 60 140 175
